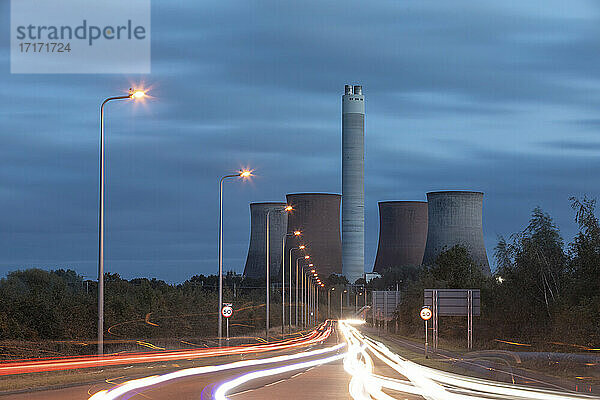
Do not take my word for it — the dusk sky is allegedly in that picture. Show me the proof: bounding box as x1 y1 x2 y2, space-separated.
2 0 600 283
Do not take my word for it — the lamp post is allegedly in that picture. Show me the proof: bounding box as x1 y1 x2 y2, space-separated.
305 275 309 327
309 269 317 326
310 278 315 326
295 256 307 327
97 88 146 356
288 242 306 333
298 256 309 328
302 265 306 328
218 169 252 347
328 287 335 319
341 289 347 320
304 261 313 327
266 206 294 341
288 243 304 331
358 291 363 316
316 284 321 324
281 226 300 335
312 276 320 325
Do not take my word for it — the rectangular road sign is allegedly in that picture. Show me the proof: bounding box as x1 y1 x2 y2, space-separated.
424 289 480 316
372 290 401 321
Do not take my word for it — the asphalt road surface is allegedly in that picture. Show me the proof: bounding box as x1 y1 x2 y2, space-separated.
2 321 599 400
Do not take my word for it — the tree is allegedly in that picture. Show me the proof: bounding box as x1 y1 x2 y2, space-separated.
491 206 567 343
324 274 348 288
568 196 600 300
428 245 486 288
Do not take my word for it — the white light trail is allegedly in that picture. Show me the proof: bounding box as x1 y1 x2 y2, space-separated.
88 342 344 400
214 352 346 400
338 320 600 400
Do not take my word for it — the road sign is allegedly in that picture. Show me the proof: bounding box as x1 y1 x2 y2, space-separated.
221 304 233 318
424 289 480 350
372 291 400 321
420 306 432 320
424 289 480 316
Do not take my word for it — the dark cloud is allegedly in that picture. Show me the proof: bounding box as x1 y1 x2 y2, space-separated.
2 0 600 281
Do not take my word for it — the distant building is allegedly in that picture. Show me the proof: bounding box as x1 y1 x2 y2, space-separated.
373 201 428 273
342 84 365 284
285 193 342 279
422 191 490 275
243 202 287 279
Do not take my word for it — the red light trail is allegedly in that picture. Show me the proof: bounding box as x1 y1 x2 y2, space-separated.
0 322 332 376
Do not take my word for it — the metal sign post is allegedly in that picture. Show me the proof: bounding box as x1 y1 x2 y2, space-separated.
222 303 233 343
433 289 438 350
420 306 432 359
467 290 473 350
371 291 401 330
424 289 480 351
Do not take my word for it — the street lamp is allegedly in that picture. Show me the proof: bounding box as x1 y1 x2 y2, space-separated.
282 222 300 335
312 273 320 325
314 277 321 325
300 257 310 328
295 257 309 327
288 242 304 331
341 289 347 320
97 88 146 356
266 205 294 341
295 257 304 328
328 287 335 319
218 169 252 346
307 269 318 326
358 291 363 314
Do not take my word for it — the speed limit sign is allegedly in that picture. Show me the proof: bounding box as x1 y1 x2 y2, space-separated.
420 306 432 321
222 304 233 318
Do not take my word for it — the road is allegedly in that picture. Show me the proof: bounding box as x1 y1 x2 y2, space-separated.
1 321 352 400
2 320 599 399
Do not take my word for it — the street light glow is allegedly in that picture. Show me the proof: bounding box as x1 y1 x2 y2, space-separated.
285 206 294 212
304 255 310 259
129 88 146 99
299 245 305 249
294 230 301 236
311 269 316 273
239 170 253 178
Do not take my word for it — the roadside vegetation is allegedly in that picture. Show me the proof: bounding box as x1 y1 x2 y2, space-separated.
0 270 287 359
384 197 600 354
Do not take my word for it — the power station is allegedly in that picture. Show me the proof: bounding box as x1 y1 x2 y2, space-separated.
285 193 342 279
373 201 428 273
239 88 494 281
422 191 490 275
341 84 365 284
243 202 288 279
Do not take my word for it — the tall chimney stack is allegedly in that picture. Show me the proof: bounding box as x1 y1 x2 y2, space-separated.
341 84 365 283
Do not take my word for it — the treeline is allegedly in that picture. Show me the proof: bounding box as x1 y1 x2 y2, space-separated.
0 269 275 341
392 197 600 350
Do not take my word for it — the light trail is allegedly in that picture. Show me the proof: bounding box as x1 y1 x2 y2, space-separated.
213 351 345 400
338 320 600 400
0 323 331 376
88 324 339 400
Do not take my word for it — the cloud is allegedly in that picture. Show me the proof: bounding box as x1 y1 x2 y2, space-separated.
2 0 600 281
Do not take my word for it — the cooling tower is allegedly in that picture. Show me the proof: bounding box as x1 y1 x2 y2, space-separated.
285 193 342 279
422 191 491 275
342 84 365 284
373 201 428 273
243 202 288 279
